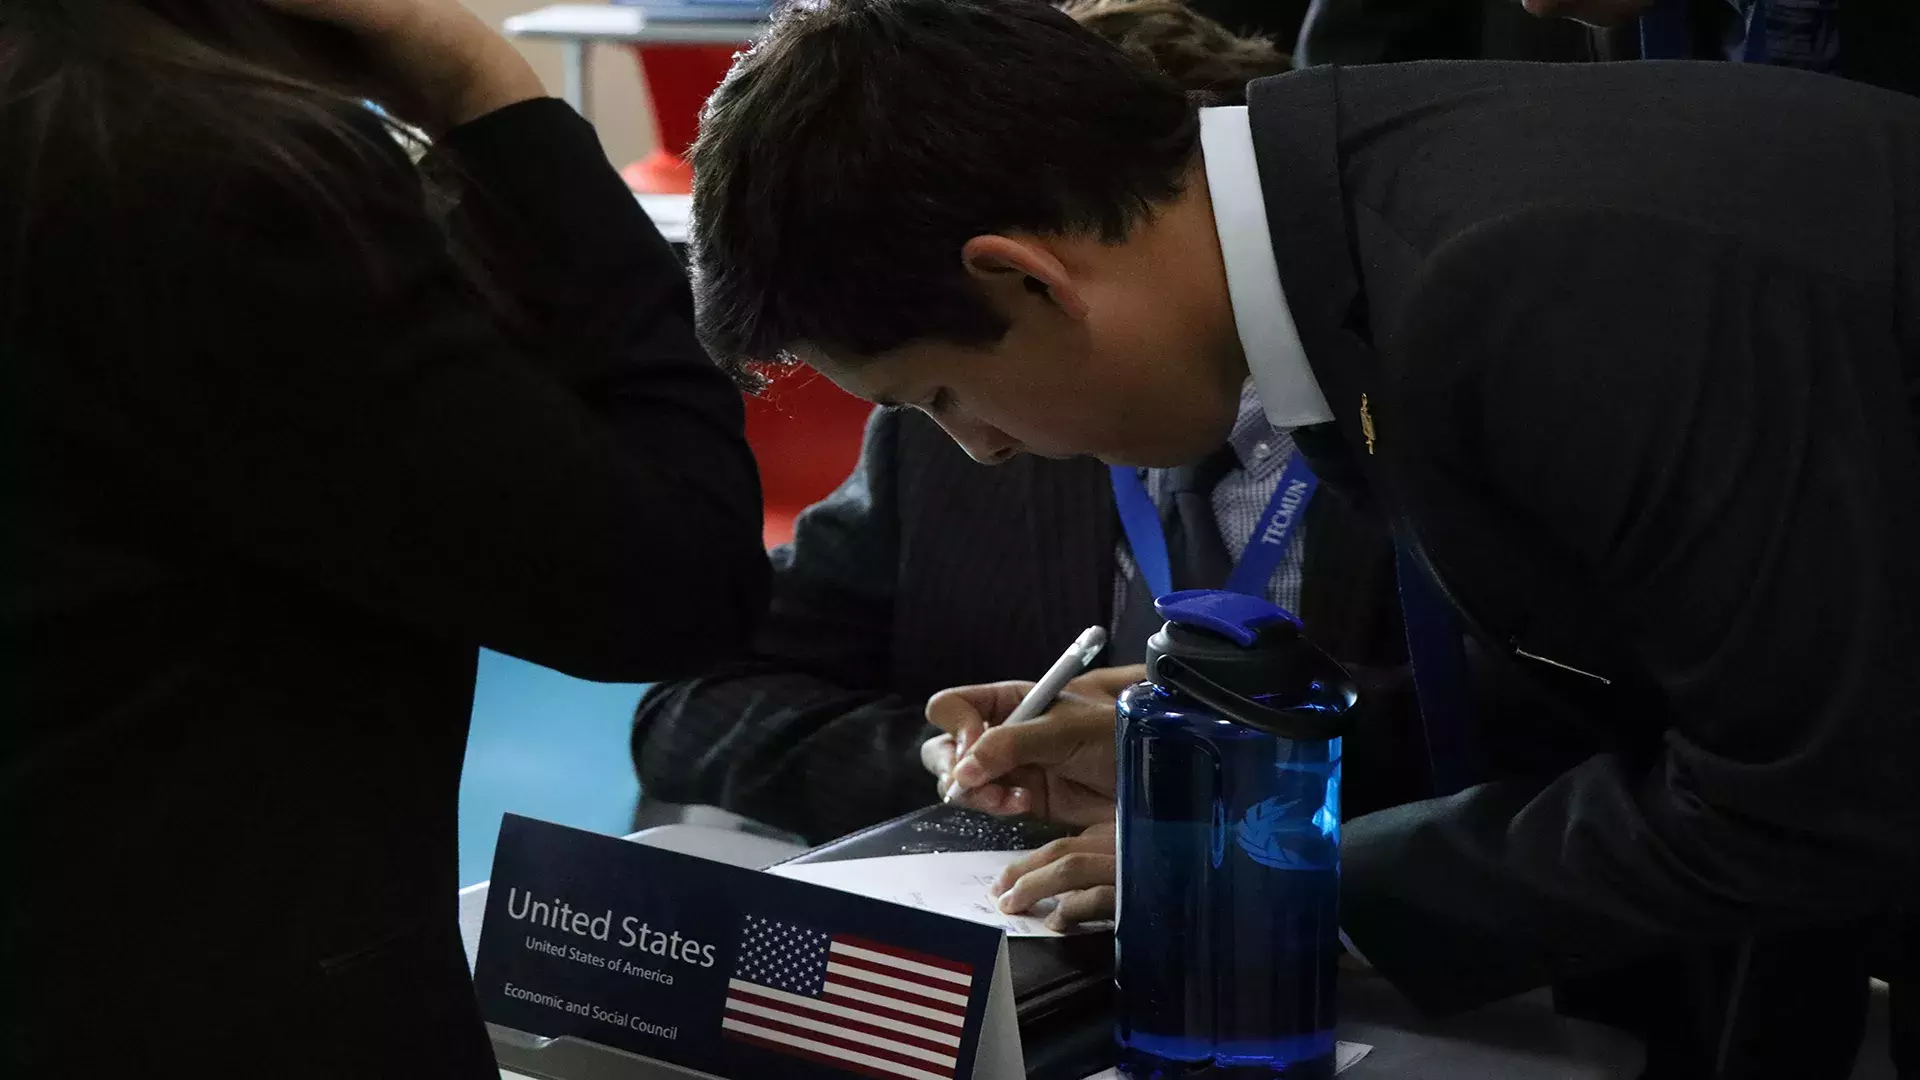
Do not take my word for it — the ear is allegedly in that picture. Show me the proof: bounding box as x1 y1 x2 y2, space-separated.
959 235 1092 322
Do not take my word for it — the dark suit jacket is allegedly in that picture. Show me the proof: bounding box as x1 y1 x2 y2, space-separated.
1 99 768 1073
1245 60 1920 1013
634 407 1422 844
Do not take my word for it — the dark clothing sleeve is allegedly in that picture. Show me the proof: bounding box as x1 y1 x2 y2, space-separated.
1294 0 1613 66
1341 205 1920 1012
1295 0 1481 66
633 409 941 843
89 99 769 681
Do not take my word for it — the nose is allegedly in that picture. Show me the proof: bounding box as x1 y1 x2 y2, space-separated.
935 412 1020 465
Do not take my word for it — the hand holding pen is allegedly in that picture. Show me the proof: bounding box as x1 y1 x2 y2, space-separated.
919 627 1142 827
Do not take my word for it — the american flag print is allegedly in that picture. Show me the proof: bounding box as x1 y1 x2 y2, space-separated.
721 914 975 1080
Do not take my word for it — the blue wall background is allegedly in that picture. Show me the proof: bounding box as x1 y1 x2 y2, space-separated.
457 649 648 885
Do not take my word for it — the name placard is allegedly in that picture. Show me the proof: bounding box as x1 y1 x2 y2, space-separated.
473 815 1023 1080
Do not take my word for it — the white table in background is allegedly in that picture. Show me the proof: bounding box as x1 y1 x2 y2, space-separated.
502 5 765 119
636 193 691 245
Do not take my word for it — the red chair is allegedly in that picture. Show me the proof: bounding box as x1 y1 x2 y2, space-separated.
744 370 872 548
619 44 736 194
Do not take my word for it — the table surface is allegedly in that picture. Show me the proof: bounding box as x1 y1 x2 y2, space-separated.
636 193 691 245
464 824 1643 1079
503 4 764 45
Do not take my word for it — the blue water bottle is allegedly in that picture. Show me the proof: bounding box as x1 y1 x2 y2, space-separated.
1115 590 1358 1079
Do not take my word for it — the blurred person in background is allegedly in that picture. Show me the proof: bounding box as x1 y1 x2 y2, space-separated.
1520 0 1918 96
1 0 767 1072
1300 0 1918 98
1296 0 1629 67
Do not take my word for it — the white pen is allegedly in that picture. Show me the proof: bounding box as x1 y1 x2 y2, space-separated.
945 625 1108 802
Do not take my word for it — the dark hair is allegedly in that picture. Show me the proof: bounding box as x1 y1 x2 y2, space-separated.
1064 0 1291 103
1 2 428 299
690 0 1200 382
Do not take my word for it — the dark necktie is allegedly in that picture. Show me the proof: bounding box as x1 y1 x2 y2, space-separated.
1163 443 1240 593
1113 443 1241 661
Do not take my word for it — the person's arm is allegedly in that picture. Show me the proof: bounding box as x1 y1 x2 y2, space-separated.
121 98 766 682
632 409 944 843
1517 0 1652 29
1293 0 1480 66
1339 204 1920 1012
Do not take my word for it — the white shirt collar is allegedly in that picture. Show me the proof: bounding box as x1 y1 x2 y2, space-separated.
1199 106 1333 431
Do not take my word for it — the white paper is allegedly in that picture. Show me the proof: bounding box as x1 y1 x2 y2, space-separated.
1076 1041 1372 1079
767 851 1091 938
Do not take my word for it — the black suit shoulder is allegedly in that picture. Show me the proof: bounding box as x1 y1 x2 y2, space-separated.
1321 60 1920 284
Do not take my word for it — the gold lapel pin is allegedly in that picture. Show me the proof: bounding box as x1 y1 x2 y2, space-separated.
1359 394 1377 455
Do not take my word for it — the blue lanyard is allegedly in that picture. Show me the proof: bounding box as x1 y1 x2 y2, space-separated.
1109 453 1318 601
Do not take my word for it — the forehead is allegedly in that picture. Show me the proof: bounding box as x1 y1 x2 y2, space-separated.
790 340 968 405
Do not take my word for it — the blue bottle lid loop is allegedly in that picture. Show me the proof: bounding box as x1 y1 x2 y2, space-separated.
1152 589 1302 646
1146 589 1356 742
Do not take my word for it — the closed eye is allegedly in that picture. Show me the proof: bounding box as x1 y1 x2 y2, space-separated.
879 388 954 417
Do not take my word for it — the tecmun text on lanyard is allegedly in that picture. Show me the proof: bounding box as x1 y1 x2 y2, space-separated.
1109 452 1318 601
